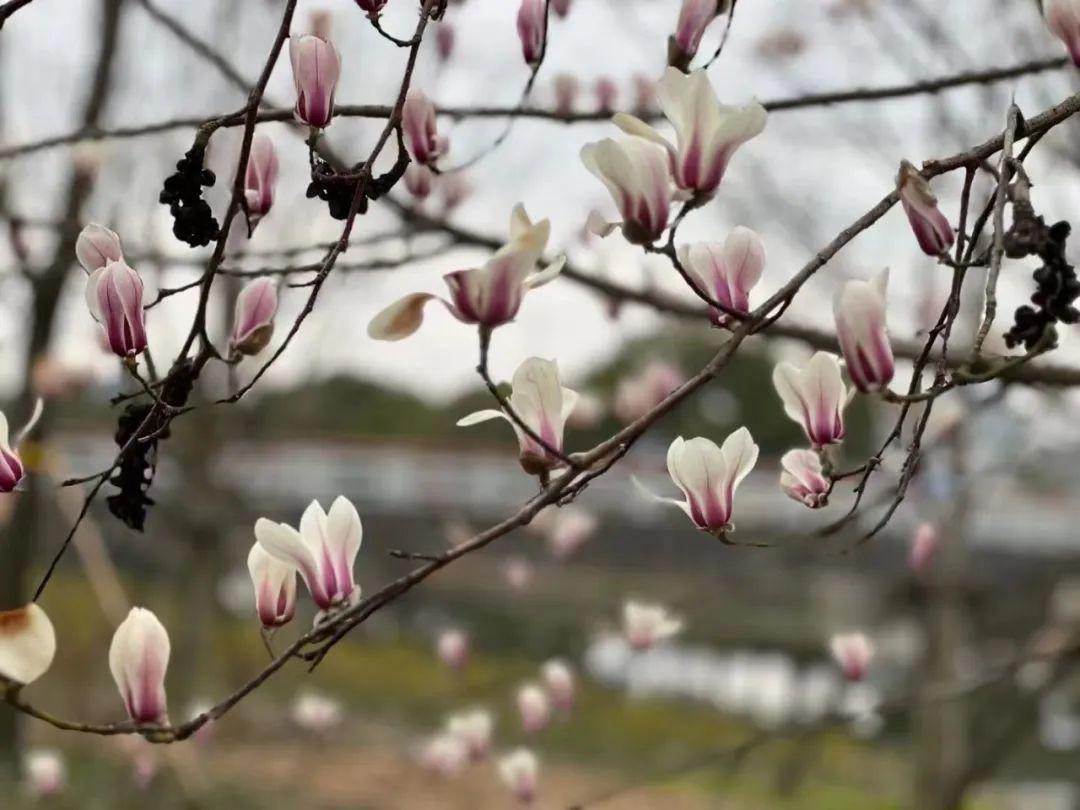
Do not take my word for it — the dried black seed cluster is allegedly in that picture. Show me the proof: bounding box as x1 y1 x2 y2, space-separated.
106 361 197 531
1003 197 1079 350
160 146 220 248
306 157 367 221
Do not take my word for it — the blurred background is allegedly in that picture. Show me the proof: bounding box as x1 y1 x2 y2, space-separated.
4 0 1080 807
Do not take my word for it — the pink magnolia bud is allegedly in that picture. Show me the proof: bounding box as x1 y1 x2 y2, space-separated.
436 23 455 61
23 749 65 798
632 73 656 115
829 632 874 682
615 68 765 200
247 543 297 628
772 352 849 447
446 709 493 760
230 277 278 357
75 223 123 274
553 73 579 116
1044 0 1080 66
779 449 830 509
669 0 720 70
541 659 574 712
498 748 539 805
109 607 171 725
897 160 954 256
623 601 683 651
437 629 469 670
595 77 618 114
909 522 938 573
552 0 572 18
86 259 148 358
244 133 279 231
368 205 563 339
403 88 449 166
458 357 578 475
642 430 758 536
0 604 56 686
677 226 766 323
516 683 551 734
517 0 547 67
404 164 434 200
355 0 388 15
581 137 672 245
256 497 362 613
289 34 341 129
833 269 895 394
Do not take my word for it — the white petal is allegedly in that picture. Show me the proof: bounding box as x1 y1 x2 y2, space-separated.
524 255 566 289
367 293 438 341
327 495 363 566
14 398 44 448
457 409 510 427
719 427 758 491
0 604 56 686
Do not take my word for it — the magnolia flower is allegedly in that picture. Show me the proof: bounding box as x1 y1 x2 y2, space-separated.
75 223 123 273
421 733 468 777
404 163 434 199
23 749 65 798
446 709 493 760
1044 0 1080 66
632 73 656 114
498 748 539 804
85 259 148 358
517 0 546 67
230 278 278 357
613 361 684 424
0 603 56 686
669 0 720 70
897 160 954 256
541 659 574 712
354 0 388 15
614 68 766 199
517 683 551 734
581 136 671 245
595 76 618 113
829 632 874 682
639 429 759 536
436 24 456 61
624 601 683 650
289 34 341 129
553 73 579 115
256 497 362 615
833 269 895 394
677 226 765 322
779 449 830 509
437 628 469 670
247 542 297 628
547 506 598 559
502 557 533 591
457 357 578 475
403 88 448 166
0 399 42 493
368 204 563 340
243 132 279 230
291 690 344 732
109 607 170 725
772 352 849 447
909 522 938 573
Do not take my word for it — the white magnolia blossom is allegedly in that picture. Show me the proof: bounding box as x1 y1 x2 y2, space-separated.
75 223 123 274
458 357 579 475
541 659 575 712
0 603 56 687
420 733 469 777
677 226 766 322
623 601 683 650
517 682 552 734
772 352 849 447
23 749 65 798
581 136 672 245
614 67 766 199
256 496 362 615
637 428 759 536
437 628 469 670
291 690 344 732
247 542 298 628
779 449 830 509
498 748 540 805
833 269 895 394
446 708 494 760
830 632 875 682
